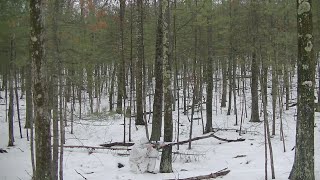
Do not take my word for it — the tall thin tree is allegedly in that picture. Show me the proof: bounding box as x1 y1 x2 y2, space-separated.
150 0 163 141
135 0 145 125
117 0 126 114
160 0 173 173
30 0 52 179
205 0 213 134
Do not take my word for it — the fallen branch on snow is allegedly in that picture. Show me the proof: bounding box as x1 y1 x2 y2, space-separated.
75 169 87 180
161 132 245 148
0 148 8 153
63 145 131 151
167 168 230 180
99 142 134 147
63 133 244 152
98 133 245 149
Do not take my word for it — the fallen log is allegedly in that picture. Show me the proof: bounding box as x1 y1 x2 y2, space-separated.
64 132 244 153
99 142 134 147
163 132 245 147
0 148 8 153
98 133 245 149
63 145 131 151
167 168 230 180
75 169 87 180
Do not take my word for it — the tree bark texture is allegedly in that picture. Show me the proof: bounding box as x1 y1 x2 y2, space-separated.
117 0 126 114
290 1 315 179
160 0 173 173
205 0 213 134
135 0 145 125
30 0 52 179
50 0 61 178
250 0 260 123
150 0 163 141
8 35 15 147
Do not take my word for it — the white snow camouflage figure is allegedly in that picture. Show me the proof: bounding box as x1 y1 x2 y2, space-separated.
129 137 159 173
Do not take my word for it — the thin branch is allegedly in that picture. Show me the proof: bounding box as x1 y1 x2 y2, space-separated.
166 168 230 180
74 169 87 180
162 132 245 148
63 145 131 151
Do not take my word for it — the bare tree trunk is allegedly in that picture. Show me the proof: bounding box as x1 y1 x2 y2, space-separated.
227 58 232 115
50 0 61 177
14 70 22 138
129 0 134 142
174 0 180 149
261 61 275 179
221 58 227 108
188 0 198 148
271 61 278 136
8 35 15 147
71 82 75 134
87 67 94 114
59 75 65 180
25 59 33 129
20 68 25 99
317 53 320 111
109 65 116 111
150 0 163 141
250 51 260 122
290 1 315 179
205 0 213 134
30 0 52 178
160 0 173 173
250 0 260 122
183 63 187 115
279 81 286 152
135 0 145 125
117 0 126 114
284 65 290 110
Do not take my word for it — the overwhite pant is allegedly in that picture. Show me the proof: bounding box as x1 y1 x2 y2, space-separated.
129 146 159 173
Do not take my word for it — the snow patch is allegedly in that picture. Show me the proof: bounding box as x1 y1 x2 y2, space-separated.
306 34 312 39
305 41 313 52
302 81 313 87
302 64 309 70
31 36 37 42
298 1 311 15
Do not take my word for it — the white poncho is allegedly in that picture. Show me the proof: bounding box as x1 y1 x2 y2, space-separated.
129 137 159 173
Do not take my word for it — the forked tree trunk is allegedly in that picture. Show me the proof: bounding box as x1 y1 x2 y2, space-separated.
261 60 275 179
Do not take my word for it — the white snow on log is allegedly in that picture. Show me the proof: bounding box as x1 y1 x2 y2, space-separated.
31 36 37 42
302 81 312 87
298 1 311 15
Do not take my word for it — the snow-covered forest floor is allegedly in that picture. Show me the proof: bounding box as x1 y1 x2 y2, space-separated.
0 75 320 180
